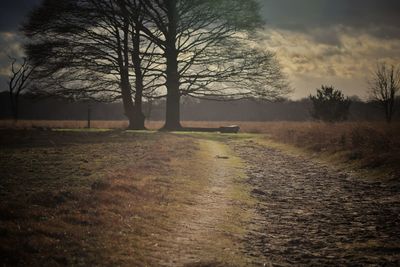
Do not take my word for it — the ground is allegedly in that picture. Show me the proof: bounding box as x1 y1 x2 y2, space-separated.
0 129 399 266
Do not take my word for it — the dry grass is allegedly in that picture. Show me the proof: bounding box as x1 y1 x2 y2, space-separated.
174 120 399 178
0 119 130 129
0 130 200 266
237 121 400 178
0 129 255 266
0 119 243 130
0 120 398 265
178 121 400 176
1 119 398 176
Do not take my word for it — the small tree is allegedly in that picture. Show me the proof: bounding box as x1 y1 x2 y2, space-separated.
309 85 351 122
368 63 400 123
8 57 35 121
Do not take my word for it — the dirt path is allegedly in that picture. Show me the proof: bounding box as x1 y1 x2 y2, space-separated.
148 139 256 266
229 138 400 266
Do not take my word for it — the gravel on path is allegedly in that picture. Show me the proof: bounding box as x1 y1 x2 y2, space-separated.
230 139 400 266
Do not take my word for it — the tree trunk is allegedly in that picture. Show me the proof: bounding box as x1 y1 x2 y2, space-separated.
14 97 19 122
164 88 181 130
9 92 17 121
384 99 393 123
116 14 146 130
130 23 146 130
120 78 136 129
131 94 145 130
163 0 182 130
163 50 181 130
130 96 145 130
387 97 394 123
386 110 392 123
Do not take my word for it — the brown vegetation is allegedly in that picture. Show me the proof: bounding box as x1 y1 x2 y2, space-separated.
0 121 398 265
250 122 400 175
0 130 194 265
1 119 398 176
187 121 399 178
0 129 253 266
0 119 131 129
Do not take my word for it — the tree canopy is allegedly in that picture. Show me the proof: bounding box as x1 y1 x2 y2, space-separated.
24 0 290 130
309 85 351 122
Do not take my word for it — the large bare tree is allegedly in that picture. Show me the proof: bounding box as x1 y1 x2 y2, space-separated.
24 0 160 129
132 0 289 129
369 63 400 123
24 0 289 130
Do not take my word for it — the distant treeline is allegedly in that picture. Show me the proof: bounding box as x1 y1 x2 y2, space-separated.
0 92 399 121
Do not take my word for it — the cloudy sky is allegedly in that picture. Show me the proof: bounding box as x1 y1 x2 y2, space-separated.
1 0 400 99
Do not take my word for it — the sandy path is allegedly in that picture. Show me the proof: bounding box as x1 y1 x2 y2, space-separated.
150 139 255 266
229 139 400 266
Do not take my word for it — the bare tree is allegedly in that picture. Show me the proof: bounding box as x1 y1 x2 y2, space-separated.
369 63 400 123
24 0 289 130
131 0 289 130
8 56 35 120
24 0 161 129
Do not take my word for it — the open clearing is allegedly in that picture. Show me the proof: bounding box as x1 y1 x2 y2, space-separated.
0 129 399 266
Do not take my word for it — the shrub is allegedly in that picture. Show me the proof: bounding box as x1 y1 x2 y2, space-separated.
310 85 351 122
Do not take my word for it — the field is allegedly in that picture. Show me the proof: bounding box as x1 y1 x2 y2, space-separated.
1 121 399 266
0 130 256 266
2 119 399 178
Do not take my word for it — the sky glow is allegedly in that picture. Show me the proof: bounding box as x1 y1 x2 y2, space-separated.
0 0 399 99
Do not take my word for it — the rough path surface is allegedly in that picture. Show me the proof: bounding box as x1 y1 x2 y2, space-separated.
229 139 400 266
150 139 254 267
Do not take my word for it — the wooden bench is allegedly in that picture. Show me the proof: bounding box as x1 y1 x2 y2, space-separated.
219 125 240 133
174 125 240 133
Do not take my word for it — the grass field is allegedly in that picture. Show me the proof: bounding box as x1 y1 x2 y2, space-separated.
242 121 400 179
0 129 257 266
0 130 189 265
2 119 399 178
0 123 399 265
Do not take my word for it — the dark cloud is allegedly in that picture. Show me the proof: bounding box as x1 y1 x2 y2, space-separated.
311 29 342 46
1 0 399 36
0 0 42 31
261 0 400 39
0 0 399 97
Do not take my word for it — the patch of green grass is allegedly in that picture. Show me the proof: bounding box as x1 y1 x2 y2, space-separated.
124 129 158 134
172 131 260 143
52 128 112 132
